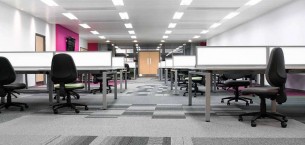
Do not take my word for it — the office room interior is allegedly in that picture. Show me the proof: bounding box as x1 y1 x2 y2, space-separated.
1 0 305 144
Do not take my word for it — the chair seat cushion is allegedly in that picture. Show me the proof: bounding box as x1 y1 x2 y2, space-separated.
224 80 250 87
242 87 279 96
96 77 112 81
185 77 202 81
54 83 84 90
3 83 26 90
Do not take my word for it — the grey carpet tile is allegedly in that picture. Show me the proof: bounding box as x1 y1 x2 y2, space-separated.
152 115 186 119
192 138 305 145
48 136 97 145
85 114 119 118
122 111 154 116
131 104 157 106
155 105 183 111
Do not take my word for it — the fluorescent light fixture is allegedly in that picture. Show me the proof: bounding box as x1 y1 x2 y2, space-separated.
193 35 200 39
79 24 91 29
183 43 186 46
41 0 58 6
224 12 240 19
165 30 172 34
245 0 262 6
201 30 209 34
159 44 163 46
106 40 111 43
133 40 138 43
90 31 99 35
131 36 137 39
99 36 106 39
125 23 133 28
128 30 135 34
188 40 192 42
173 12 184 19
112 0 124 6
119 12 129 19
115 46 119 49
168 23 177 28
210 23 221 28
161 40 165 42
163 36 169 39
112 44 115 46
180 0 193 5
62 13 78 20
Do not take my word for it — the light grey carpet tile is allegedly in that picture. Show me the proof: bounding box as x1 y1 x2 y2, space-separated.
122 111 154 116
192 138 305 145
155 105 183 111
131 104 157 106
127 106 156 111
107 105 132 110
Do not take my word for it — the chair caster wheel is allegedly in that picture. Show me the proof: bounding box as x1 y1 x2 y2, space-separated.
201 93 203 95
238 116 243 121
227 102 230 106
93 92 96 94
221 100 224 103
85 106 89 110
250 100 253 104
25 104 29 108
20 107 24 111
53 110 58 114
283 117 288 122
246 102 249 106
75 109 80 113
251 121 257 127
281 122 287 128
76 96 80 99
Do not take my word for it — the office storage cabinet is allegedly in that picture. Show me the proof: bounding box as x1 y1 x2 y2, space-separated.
139 51 160 76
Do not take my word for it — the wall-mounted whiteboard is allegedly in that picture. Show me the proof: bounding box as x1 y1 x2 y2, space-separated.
270 47 305 65
173 56 196 67
112 57 125 67
165 59 173 67
197 47 267 66
0 52 54 67
56 52 112 67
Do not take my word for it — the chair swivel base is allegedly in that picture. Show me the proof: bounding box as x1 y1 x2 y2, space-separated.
54 91 80 100
183 90 204 97
0 102 28 111
53 102 88 114
221 97 253 106
238 112 288 128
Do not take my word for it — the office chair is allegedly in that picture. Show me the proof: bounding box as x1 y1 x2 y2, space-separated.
183 76 205 97
90 74 112 94
124 64 131 80
220 73 253 106
51 54 88 114
0 57 28 112
238 48 288 128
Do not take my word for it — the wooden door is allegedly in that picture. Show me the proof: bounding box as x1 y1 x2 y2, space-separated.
149 52 160 75
35 34 45 84
139 52 150 75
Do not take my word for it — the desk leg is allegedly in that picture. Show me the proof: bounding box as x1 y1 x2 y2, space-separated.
174 70 178 95
102 72 107 110
114 72 118 100
134 68 136 80
161 69 163 81
25 74 28 89
165 69 168 85
88 73 91 91
120 70 123 93
84 73 88 91
213 74 217 92
47 74 53 105
205 72 211 122
188 73 192 106
125 71 127 90
170 71 173 90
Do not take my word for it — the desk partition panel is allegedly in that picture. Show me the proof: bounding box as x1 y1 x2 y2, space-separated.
0 52 54 67
173 56 196 67
159 61 166 68
112 57 125 67
56 52 112 67
270 47 305 65
165 59 173 68
197 47 267 66
126 62 136 68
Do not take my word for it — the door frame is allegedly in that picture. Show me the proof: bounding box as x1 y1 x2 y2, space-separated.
35 33 46 85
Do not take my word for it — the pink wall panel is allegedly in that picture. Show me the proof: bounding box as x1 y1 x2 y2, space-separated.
88 43 99 51
56 24 79 51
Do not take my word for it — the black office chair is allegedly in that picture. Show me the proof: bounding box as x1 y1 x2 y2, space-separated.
90 73 112 94
183 76 205 97
124 64 131 80
51 54 88 114
220 73 253 106
0 57 28 112
238 48 288 128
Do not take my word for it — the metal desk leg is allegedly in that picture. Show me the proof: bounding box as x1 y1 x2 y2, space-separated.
213 74 217 92
120 70 123 93
165 69 168 85
159 69 161 80
84 73 88 91
134 68 136 80
47 74 53 105
174 70 178 95
161 68 163 81
102 72 107 110
170 71 173 90
205 72 211 122
88 73 91 91
125 71 127 90
188 73 192 106
114 72 118 99
25 74 28 89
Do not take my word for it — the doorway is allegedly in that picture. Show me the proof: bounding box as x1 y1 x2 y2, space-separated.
35 33 45 85
138 51 160 77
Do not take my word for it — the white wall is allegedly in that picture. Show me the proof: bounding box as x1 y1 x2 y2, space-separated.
0 2 55 86
207 0 305 90
79 38 88 49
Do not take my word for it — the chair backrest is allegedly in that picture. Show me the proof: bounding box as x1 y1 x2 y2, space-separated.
124 63 130 72
0 57 16 85
51 54 77 84
266 47 287 103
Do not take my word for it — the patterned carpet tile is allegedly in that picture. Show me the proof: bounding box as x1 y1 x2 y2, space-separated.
192 138 305 145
